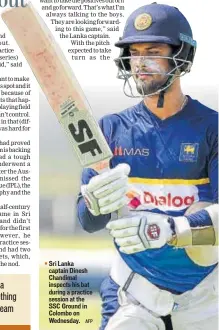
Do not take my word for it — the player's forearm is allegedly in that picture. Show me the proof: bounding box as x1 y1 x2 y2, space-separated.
169 204 218 246
77 196 111 233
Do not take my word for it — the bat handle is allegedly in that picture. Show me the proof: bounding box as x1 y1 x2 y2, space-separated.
117 205 130 218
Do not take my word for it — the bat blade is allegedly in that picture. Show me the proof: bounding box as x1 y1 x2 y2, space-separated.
2 3 112 169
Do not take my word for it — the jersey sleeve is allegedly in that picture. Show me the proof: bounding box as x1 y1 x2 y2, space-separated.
207 119 218 202
186 120 218 229
77 117 112 233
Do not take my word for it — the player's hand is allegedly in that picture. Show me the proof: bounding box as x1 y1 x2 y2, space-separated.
106 212 174 253
81 164 130 216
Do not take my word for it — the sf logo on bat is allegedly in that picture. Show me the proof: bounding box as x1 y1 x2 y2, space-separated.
69 119 103 157
61 99 103 158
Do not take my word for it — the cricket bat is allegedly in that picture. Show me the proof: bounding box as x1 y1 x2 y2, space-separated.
2 2 113 171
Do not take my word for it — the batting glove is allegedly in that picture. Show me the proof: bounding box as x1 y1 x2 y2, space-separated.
81 164 130 216
106 212 174 253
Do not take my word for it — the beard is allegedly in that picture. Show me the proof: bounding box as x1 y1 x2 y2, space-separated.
135 74 169 95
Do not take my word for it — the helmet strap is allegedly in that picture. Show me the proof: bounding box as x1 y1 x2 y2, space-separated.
156 72 176 108
157 90 165 108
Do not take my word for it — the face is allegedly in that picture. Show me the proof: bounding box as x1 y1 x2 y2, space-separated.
129 43 173 95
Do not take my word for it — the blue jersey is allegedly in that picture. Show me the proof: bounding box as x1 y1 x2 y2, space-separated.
77 96 218 293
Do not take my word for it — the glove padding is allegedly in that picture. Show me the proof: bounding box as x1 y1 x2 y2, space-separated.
81 164 130 216
106 212 174 254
